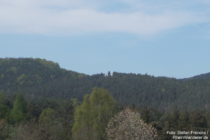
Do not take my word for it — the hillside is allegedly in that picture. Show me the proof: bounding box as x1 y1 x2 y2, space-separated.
0 58 209 111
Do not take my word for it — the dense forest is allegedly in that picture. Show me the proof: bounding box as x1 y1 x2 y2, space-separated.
0 58 209 140
0 58 209 111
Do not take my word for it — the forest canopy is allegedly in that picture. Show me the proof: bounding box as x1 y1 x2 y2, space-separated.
0 58 209 111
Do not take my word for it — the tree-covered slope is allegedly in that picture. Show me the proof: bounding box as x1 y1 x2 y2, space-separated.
0 58 209 111
0 58 86 97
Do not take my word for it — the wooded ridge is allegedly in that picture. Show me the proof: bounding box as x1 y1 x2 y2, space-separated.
0 58 209 111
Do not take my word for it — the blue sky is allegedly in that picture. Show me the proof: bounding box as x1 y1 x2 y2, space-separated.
0 0 210 78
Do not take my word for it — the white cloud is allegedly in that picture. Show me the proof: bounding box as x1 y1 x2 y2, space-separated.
0 0 208 35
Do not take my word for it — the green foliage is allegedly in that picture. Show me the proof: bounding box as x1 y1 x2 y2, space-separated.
0 92 209 140
38 108 68 140
72 88 116 140
9 94 27 123
16 74 27 85
190 111 208 128
0 58 210 111
0 58 210 140
0 93 9 119
39 108 56 127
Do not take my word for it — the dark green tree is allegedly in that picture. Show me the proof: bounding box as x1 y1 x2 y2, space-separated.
0 93 9 119
178 111 189 129
39 108 56 127
39 108 70 140
190 111 207 128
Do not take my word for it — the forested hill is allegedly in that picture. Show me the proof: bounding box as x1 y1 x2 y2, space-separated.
0 58 210 111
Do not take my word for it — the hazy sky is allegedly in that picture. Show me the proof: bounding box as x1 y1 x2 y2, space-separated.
0 0 210 78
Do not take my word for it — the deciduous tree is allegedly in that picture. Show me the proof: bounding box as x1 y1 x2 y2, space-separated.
106 108 157 140
72 88 116 140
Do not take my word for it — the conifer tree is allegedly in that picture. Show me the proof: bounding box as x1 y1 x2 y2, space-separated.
0 93 9 119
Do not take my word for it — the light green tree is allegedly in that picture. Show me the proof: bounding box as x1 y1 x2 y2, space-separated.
72 88 116 140
10 94 27 123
